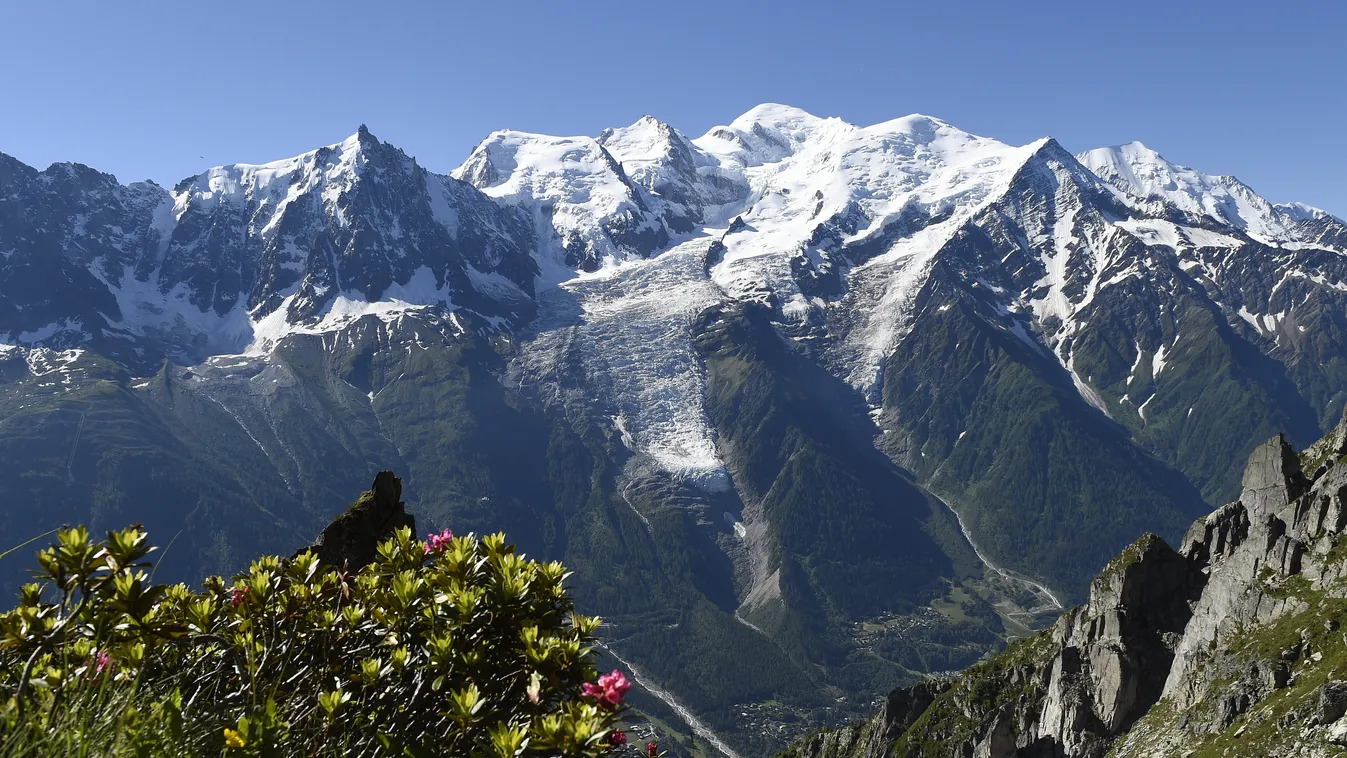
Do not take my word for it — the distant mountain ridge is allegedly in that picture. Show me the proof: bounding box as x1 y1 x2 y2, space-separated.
1077 140 1347 250
2 105 1346 754
0 125 535 371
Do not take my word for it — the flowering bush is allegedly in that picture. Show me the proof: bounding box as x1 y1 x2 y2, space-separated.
604 734 667 758
424 528 454 555
0 524 633 756
582 670 632 708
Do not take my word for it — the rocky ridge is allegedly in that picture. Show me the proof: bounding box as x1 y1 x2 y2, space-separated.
781 412 1347 757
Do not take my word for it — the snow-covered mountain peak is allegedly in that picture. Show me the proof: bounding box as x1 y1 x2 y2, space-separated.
693 103 845 168
1075 140 1341 248
705 111 1051 391
601 114 673 144
711 109 1037 251
864 112 956 137
453 129 670 279
721 102 832 145
596 116 747 234
1077 140 1162 173
1276 200 1337 223
452 129 630 209
598 116 700 174
0 128 538 367
1076 141 1231 213
730 102 823 129
170 128 391 227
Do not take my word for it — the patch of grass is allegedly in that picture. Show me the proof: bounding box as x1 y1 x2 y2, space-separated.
1152 581 1347 756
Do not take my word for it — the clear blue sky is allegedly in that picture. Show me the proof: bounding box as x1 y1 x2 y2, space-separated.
1 0 1342 215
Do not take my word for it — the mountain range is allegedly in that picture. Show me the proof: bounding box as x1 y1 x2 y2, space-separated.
2 104 1345 754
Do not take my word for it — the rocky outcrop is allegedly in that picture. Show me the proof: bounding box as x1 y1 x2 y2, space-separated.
1034 532 1205 756
784 412 1347 757
297 471 417 572
786 682 948 758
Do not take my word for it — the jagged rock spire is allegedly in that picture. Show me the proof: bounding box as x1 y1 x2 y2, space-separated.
300 471 417 571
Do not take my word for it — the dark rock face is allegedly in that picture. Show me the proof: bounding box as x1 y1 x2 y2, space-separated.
300 471 416 572
1316 681 1347 725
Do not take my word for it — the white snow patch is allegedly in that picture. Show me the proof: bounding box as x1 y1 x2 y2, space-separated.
1068 352 1111 417
246 266 455 354
1152 342 1169 377
1281 270 1347 294
424 173 461 236
1115 219 1181 249
25 348 85 377
1126 341 1144 385
1138 392 1156 422
1181 226 1242 249
1237 306 1261 329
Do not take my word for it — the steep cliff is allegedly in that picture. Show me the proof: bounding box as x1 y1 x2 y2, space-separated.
783 412 1347 757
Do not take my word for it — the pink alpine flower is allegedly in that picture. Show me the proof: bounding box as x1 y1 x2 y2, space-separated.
608 729 627 746
581 669 631 708
647 742 659 757
94 651 113 676
423 528 454 554
229 586 250 608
